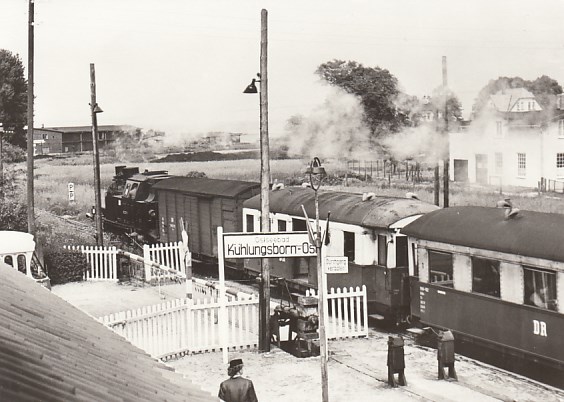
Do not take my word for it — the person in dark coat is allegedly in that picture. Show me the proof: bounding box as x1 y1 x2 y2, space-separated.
218 358 258 402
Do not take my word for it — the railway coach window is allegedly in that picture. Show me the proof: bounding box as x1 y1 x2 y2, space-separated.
245 214 255 232
292 218 307 232
471 257 500 298
428 250 453 287
523 267 557 311
377 235 387 266
344 231 355 262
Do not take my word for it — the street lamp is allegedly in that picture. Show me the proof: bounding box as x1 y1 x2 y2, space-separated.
243 70 270 354
305 156 329 402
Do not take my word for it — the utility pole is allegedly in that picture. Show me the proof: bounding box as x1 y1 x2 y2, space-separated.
90 63 104 246
258 8 271 352
27 0 35 234
0 123 4 187
442 56 450 208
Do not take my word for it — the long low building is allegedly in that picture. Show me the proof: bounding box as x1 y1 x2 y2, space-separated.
33 124 138 155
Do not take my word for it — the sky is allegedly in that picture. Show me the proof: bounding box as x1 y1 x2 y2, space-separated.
3 0 564 143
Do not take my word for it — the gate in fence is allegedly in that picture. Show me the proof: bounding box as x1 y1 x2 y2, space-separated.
65 245 119 281
99 295 259 360
143 241 185 282
307 285 368 339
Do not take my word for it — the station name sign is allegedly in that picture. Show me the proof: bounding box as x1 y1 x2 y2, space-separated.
223 232 316 259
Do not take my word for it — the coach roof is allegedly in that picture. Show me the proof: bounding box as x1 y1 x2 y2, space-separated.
154 177 260 197
244 187 438 229
402 206 564 263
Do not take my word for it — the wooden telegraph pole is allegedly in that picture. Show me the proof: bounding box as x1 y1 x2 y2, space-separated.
258 8 271 353
27 0 35 234
442 56 450 208
90 64 104 246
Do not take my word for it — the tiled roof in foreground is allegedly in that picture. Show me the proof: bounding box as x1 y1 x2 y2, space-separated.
0 263 215 402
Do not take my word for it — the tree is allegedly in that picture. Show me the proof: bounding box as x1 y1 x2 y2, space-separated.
315 60 408 139
429 86 463 131
472 75 562 115
0 49 27 148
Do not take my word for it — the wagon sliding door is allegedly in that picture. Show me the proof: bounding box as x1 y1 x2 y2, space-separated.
198 198 213 257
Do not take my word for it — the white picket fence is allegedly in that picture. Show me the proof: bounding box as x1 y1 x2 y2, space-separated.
99 295 259 360
144 242 184 281
307 285 369 339
65 245 118 281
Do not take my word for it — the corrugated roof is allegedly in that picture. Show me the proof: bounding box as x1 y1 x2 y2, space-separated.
402 206 564 262
244 187 439 229
0 263 215 402
154 177 260 198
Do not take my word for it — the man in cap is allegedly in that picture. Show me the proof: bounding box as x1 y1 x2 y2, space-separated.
218 358 258 402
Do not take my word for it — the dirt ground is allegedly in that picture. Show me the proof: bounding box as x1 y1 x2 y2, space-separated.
53 281 564 402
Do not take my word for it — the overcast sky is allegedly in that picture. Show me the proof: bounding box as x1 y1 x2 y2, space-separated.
3 0 564 141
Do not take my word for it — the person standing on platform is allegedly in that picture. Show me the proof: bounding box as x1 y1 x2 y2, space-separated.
218 358 258 402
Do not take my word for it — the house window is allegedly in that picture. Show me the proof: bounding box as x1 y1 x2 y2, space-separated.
471 257 500 297
558 120 564 138
523 266 557 311
495 153 503 175
343 231 355 263
246 214 254 232
377 235 387 266
428 250 453 286
277 219 287 232
517 153 526 177
495 121 502 138
557 153 564 177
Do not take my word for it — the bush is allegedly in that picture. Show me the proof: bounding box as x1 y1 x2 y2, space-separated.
0 197 27 231
43 249 87 285
2 142 26 163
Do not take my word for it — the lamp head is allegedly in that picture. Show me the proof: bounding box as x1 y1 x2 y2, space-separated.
243 78 258 94
92 103 104 113
306 157 327 190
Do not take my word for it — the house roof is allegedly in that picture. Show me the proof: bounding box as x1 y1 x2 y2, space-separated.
0 262 215 402
44 125 136 133
244 187 439 229
154 177 260 198
402 206 564 263
489 88 537 112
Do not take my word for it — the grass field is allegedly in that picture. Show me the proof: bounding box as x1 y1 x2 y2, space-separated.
29 153 564 220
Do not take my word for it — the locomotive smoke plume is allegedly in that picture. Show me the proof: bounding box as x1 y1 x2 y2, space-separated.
381 124 448 163
281 88 372 160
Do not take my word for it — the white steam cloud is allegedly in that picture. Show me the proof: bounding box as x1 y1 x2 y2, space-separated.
381 124 448 163
281 88 372 159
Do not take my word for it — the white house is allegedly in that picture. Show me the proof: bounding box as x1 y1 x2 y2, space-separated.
450 89 564 188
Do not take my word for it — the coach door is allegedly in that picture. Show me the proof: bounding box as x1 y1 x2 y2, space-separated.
475 154 488 184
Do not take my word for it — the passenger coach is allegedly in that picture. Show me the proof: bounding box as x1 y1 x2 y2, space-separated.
243 187 438 321
402 205 564 374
